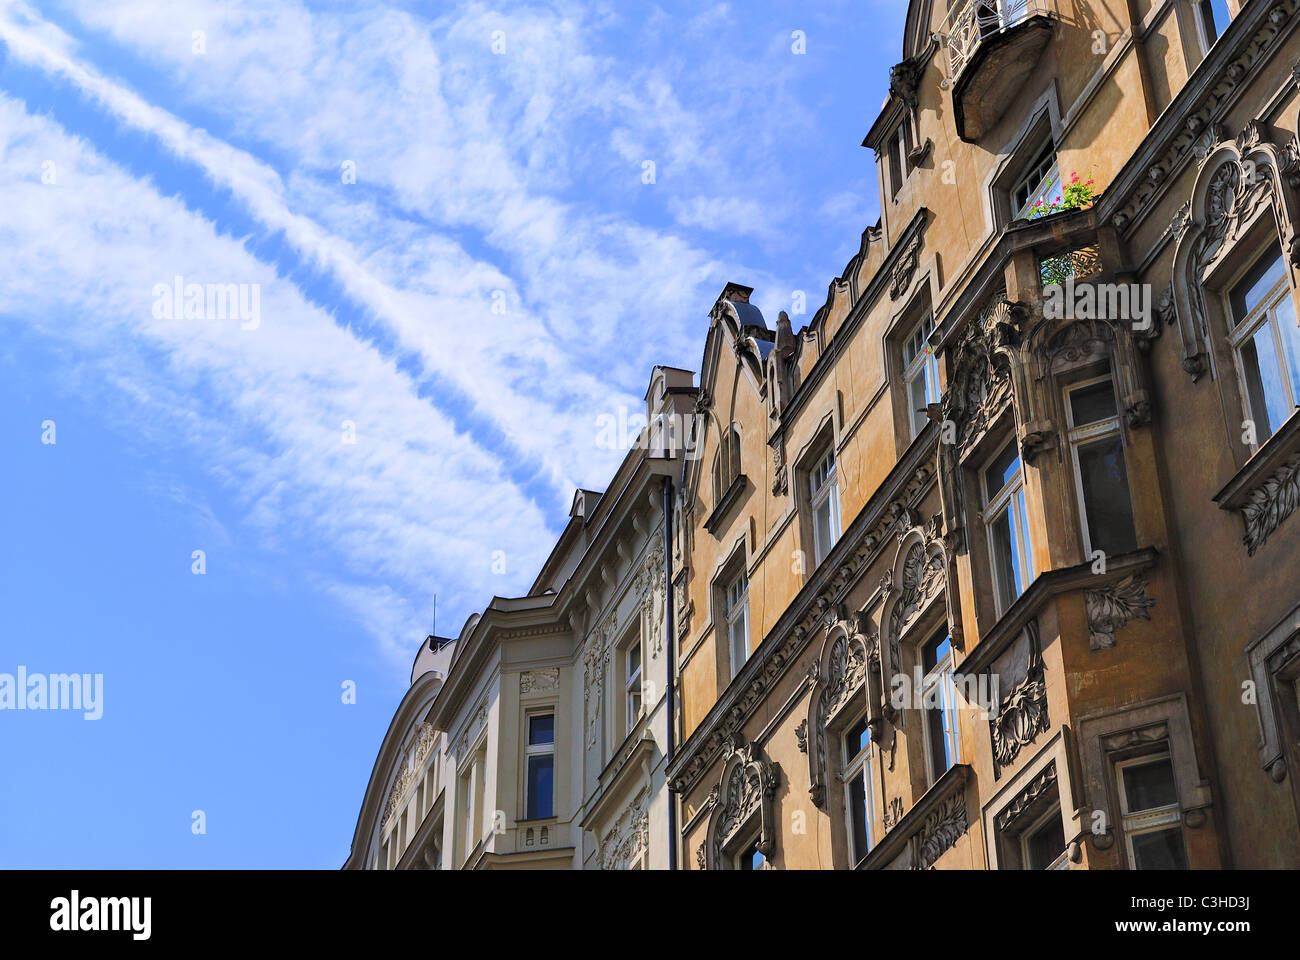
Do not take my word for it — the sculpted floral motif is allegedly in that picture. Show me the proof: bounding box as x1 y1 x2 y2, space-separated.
1239 453 1300 556
1086 573 1156 649
939 293 1026 455
990 620 1048 777
600 798 650 870
520 668 560 694
915 792 967 870
704 734 778 869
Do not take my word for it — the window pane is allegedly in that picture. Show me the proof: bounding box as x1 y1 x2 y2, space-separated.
628 644 641 677
844 717 870 761
922 632 952 673
927 703 953 781
1077 435 1137 556
1242 323 1290 439
1275 293 1300 407
529 714 554 746
1229 244 1285 325
1015 490 1034 589
814 500 833 563
1026 813 1065 870
526 754 554 819
1069 380 1118 426
848 773 869 862
984 440 1021 498
909 370 929 437
1122 757 1179 812
1132 827 1188 870
990 507 1019 612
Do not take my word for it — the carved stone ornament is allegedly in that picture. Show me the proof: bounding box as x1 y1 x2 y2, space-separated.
890 229 924 301
994 761 1058 834
990 619 1049 778
772 444 789 496
1086 572 1156 649
884 535 946 675
938 291 1026 456
806 611 878 809
1239 453 1300 555
703 733 778 869
1170 120 1300 381
520 668 560 695
600 796 650 870
889 57 921 109
795 719 808 754
914 792 967 870
383 723 438 829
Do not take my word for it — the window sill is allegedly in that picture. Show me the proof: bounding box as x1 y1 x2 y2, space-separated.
1213 410 1300 556
704 474 748 535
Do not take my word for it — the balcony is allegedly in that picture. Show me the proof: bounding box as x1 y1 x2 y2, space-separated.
941 0 1055 142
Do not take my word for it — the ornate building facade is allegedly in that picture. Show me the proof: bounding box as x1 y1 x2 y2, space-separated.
348 0 1300 870
346 368 695 869
669 0 1300 870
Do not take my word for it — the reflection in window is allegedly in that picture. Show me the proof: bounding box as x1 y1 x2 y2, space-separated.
1066 376 1137 558
1228 244 1300 448
982 438 1035 615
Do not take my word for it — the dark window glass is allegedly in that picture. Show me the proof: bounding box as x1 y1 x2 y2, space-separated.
528 714 554 746
984 439 1021 497
1069 380 1118 426
848 775 869 864
1025 812 1065 869
922 632 952 673
738 842 765 870
1122 758 1179 812
525 755 554 819
1077 435 1137 556
1132 828 1189 870
927 707 952 782
844 718 870 761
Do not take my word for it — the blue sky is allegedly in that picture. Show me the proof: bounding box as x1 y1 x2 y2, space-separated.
0 0 902 868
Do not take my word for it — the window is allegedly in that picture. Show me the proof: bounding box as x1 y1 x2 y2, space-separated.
842 716 875 865
1066 376 1138 558
725 568 751 677
1021 806 1068 870
713 423 742 505
625 637 643 730
1196 0 1232 50
982 438 1035 616
921 631 959 784
887 119 914 200
1117 754 1188 869
1013 142 1059 219
737 841 767 870
525 713 554 820
903 312 940 438
809 446 841 566
1227 243 1300 447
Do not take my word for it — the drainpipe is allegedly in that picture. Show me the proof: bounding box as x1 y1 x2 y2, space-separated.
662 474 678 870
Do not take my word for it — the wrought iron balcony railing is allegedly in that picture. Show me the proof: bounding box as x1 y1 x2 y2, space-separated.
940 0 1053 82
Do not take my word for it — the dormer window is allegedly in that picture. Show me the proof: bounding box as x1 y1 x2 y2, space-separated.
713 423 742 505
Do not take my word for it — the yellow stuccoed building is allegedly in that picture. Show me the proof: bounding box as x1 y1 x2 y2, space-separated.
668 0 1300 870
349 0 1300 871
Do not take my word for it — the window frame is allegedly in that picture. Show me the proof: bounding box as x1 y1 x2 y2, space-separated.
1012 141 1059 220
1224 245 1300 450
841 713 876 866
980 437 1035 617
624 630 644 733
808 444 842 567
920 630 959 786
1115 752 1187 870
724 566 751 678
1064 373 1138 559
1019 804 1069 871
523 711 555 821
1194 0 1232 55
902 311 941 440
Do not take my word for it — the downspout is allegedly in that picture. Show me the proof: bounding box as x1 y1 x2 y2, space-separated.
662 474 678 870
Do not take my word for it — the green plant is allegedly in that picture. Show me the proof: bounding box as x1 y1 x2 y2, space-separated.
1029 172 1096 219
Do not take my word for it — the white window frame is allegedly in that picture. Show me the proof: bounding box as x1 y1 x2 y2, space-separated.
725 567 751 678
1064 375 1136 559
1116 753 1186 870
981 438 1035 617
809 446 841 566
625 633 643 732
1193 0 1231 55
1013 142 1059 219
524 712 555 821
1020 805 1069 870
920 632 959 785
1225 248 1300 449
902 312 940 438
842 717 876 864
